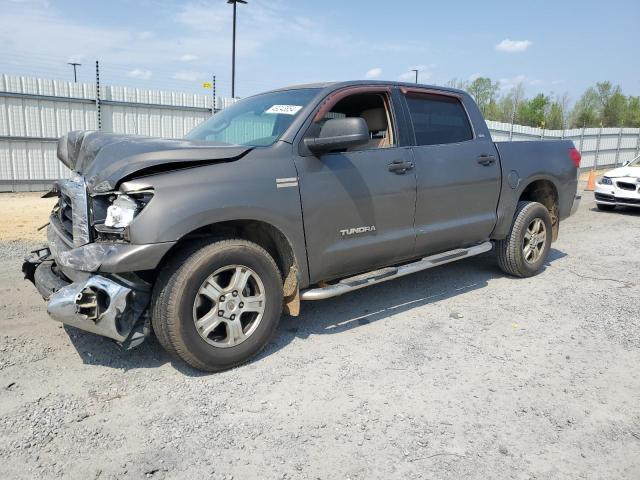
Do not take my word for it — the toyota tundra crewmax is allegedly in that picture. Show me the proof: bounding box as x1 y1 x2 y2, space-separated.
23 81 582 371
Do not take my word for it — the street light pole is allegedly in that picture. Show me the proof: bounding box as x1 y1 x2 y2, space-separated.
411 69 419 84
68 62 81 82
227 0 247 99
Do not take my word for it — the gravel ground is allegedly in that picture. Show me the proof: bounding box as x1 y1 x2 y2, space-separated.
0 189 639 480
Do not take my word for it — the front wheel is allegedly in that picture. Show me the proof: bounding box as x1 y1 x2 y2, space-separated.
152 239 283 372
495 201 553 278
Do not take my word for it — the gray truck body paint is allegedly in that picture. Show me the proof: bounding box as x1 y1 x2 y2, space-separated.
24 80 579 346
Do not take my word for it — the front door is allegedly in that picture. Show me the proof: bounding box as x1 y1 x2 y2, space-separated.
294 89 417 283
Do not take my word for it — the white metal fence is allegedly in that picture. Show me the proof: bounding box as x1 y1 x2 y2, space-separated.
486 120 640 171
0 74 233 191
2 74 639 191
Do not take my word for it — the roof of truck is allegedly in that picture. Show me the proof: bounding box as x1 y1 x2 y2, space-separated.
265 80 466 97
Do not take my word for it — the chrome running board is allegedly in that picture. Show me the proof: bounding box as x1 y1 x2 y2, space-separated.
300 241 493 301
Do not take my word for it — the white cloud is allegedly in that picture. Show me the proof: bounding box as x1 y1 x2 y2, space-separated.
180 54 199 62
495 39 532 53
365 67 382 79
127 69 152 80
137 31 153 40
173 71 206 82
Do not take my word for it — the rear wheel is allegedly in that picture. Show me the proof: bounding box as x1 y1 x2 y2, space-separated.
152 239 283 372
596 203 616 211
496 201 552 278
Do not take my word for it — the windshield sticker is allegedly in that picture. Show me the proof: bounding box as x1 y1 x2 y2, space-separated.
265 105 303 115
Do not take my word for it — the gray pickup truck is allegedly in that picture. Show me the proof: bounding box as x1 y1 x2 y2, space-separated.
23 81 582 371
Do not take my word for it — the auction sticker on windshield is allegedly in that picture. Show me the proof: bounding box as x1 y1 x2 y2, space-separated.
265 105 303 115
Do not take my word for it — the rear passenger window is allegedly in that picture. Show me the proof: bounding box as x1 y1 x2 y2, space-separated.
405 94 473 146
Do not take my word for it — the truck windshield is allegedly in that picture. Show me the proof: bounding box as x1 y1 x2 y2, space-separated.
186 88 320 146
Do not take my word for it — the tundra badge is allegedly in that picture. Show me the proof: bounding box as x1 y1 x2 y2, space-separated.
340 225 376 237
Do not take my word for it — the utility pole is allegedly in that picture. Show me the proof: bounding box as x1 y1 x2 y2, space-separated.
95 61 101 130
68 62 81 82
227 0 247 99
411 69 419 84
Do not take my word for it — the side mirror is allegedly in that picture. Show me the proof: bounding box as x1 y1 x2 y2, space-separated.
303 117 369 154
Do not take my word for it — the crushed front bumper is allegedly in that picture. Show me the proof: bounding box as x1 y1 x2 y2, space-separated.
23 250 150 347
22 224 174 348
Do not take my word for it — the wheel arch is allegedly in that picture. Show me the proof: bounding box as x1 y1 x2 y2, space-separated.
492 174 562 241
154 219 303 315
517 178 560 241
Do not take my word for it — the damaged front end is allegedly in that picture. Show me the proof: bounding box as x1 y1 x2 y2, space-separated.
22 174 165 349
23 131 248 348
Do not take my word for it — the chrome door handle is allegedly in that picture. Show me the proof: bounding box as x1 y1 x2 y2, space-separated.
388 160 414 174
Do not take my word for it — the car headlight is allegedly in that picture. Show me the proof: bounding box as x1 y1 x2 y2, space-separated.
597 176 613 185
105 194 139 228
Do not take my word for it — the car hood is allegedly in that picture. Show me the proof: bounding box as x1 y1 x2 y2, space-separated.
57 131 253 193
604 165 640 179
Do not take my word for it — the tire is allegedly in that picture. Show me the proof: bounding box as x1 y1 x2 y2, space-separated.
496 201 553 278
596 203 616 211
152 239 283 372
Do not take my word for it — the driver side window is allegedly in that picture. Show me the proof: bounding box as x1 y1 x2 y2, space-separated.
321 93 396 151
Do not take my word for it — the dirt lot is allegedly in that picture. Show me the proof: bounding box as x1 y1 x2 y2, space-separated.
0 189 639 480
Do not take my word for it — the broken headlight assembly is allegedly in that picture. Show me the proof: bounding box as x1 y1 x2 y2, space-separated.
91 190 153 240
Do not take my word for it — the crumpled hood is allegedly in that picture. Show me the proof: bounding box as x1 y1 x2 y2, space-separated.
603 165 640 179
57 131 252 193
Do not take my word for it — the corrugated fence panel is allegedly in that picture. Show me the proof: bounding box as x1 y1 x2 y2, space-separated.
2 74 640 191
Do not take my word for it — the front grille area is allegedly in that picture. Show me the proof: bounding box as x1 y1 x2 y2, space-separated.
57 191 74 243
595 193 615 202
50 175 90 247
617 181 637 191
595 192 640 205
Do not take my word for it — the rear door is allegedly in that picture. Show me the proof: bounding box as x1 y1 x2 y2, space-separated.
294 87 417 283
401 88 501 254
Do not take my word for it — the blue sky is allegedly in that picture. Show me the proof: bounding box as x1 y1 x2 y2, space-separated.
2 0 639 102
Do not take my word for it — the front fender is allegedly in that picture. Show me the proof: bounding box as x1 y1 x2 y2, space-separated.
124 146 309 284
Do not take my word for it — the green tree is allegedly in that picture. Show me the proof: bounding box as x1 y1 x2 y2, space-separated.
466 77 499 115
546 102 564 129
624 97 640 127
596 82 627 126
517 94 550 127
498 83 526 123
570 87 600 127
545 93 571 130
484 100 502 121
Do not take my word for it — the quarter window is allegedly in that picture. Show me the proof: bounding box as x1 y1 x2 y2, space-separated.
405 94 473 146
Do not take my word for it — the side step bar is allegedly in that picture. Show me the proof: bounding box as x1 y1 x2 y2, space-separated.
300 241 493 301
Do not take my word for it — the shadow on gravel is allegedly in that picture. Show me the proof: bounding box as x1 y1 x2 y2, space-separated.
258 248 567 361
65 248 567 374
65 328 211 376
